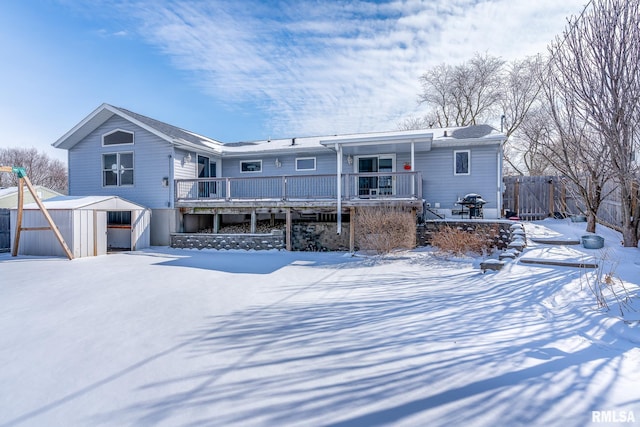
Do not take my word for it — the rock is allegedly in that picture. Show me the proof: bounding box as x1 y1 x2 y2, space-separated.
480 259 505 273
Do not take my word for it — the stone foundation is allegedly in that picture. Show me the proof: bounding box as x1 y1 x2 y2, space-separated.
291 222 351 251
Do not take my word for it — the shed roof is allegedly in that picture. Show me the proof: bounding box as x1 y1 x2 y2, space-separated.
19 195 147 211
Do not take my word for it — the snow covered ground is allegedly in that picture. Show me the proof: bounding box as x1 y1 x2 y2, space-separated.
1 219 639 427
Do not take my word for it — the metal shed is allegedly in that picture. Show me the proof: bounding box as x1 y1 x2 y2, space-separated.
10 196 150 258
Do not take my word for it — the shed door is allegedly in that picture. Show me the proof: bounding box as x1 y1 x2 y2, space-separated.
107 211 131 251
95 211 107 256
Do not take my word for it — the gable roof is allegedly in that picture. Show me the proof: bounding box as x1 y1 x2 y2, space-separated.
52 103 223 154
53 104 505 157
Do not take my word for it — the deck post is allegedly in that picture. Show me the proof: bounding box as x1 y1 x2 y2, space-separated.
285 208 292 251
410 141 415 195
213 211 220 233
349 207 355 253
250 209 256 233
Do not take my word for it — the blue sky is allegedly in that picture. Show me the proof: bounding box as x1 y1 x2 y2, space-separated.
0 0 586 163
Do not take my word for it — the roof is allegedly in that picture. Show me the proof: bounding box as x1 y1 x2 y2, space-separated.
53 104 505 157
221 125 504 157
19 195 148 211
0 185 63 200
52 103 223 154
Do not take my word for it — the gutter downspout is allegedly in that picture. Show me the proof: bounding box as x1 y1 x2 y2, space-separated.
336 144 342 234
410 140 415 196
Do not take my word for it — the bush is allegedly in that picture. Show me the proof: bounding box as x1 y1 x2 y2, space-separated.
355 205 416 254
430 226 492 257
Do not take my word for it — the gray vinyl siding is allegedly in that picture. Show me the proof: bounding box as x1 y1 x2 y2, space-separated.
68 116 174 209
416 144 501 210
173 149 199 180
221 151 339 177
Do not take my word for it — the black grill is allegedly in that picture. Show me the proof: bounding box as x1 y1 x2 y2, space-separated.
459 193 486 218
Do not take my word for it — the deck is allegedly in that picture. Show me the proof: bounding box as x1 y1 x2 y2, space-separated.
175 172 423 213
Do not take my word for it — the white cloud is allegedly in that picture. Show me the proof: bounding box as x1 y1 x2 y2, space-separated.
119 0 586 138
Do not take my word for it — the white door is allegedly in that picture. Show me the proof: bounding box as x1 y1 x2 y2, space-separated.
95 211 107 256
355 154 396 196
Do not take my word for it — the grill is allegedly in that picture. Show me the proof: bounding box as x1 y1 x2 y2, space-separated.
458 193 486 218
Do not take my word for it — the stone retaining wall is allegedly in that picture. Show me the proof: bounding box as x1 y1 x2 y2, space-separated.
171 231 285 251
171 220 514 252
417 220 514 250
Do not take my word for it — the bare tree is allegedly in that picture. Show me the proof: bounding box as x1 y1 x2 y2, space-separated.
500 56 552 175
505 106 556 176
0 147 68 193
548 0 640 246
538 76 614 233
396 115 432 131
418 53 504 127
417 53 548 176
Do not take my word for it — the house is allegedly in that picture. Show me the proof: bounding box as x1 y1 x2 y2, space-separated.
53 103 506 248
10 195 150 258
0 185 63 208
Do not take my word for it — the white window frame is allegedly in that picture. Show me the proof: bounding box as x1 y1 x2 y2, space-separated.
295 157 316 171
102 129 134 147
240 160 262 173
454 150 471 176
103 152 134 187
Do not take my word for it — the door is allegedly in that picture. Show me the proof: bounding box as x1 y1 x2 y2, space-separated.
107 211 131 251
356 155 395 196
95 211 107 256
198 155 210 197
357 157 378 196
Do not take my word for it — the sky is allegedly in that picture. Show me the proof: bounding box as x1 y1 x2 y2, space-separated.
0 0 588 163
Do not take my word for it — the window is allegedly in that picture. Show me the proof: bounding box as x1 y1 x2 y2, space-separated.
103 152 134 186
240 160 262 173
454 150 470 175
103 129 134 146
296 157 316 171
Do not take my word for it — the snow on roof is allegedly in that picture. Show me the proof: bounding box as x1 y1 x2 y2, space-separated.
220 125 504 156
19 195 147 210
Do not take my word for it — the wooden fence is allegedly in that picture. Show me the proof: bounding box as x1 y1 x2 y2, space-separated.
502 175 634 227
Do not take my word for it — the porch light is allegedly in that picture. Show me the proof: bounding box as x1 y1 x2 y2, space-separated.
183 153 192 164
275 158 282 168
347 155 353 165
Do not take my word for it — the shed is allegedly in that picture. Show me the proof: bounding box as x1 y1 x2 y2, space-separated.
10 196 150 258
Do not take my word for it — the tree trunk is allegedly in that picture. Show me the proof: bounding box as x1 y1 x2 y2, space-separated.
620 181 640 247
586 212 597 234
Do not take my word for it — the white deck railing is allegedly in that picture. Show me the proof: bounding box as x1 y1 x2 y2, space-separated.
175 172 422 202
